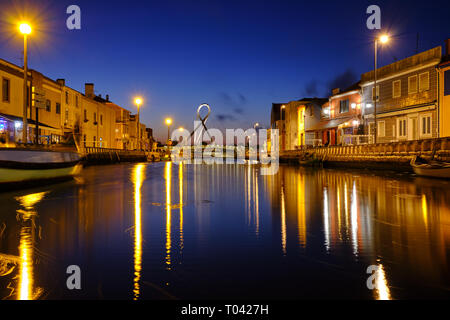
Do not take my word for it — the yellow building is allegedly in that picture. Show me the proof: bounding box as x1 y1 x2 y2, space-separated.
438 42 450 138
0 57 152 150
271 99 326 151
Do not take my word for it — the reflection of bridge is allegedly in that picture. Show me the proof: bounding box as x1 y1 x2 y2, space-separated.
171 145 266 161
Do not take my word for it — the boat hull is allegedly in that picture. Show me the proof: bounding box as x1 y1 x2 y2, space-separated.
0 164 82 184
0 148 81 186
412 166 450 179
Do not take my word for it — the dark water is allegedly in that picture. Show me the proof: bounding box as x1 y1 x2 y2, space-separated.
0 163 449 300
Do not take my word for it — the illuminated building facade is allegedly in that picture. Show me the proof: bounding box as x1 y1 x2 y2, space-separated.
0 57 153 150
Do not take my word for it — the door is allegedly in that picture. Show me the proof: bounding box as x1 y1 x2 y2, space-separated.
408 115 418 141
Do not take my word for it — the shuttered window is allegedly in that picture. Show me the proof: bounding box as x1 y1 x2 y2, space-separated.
408 75 418 94
419 72 429 92
2 78 10 102
392 80 401 98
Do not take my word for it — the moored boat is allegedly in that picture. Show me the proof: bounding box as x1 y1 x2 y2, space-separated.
0 147 81 187
411 156 450 179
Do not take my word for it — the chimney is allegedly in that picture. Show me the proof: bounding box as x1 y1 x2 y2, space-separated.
57 79 65 86
446 38 450 56
106 94 109 102
332 88 340 95
85 83 94 98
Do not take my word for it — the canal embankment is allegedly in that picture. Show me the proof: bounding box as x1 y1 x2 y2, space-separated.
280 137 450 172
79 147 156 166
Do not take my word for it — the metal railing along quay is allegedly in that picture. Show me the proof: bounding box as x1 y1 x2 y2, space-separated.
80 147 149 164
279 137 450 171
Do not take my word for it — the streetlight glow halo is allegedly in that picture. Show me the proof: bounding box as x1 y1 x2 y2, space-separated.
380 35 389 44
19 23 32 35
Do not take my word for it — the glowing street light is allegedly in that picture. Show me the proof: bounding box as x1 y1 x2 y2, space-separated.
19 23 32 35
165 118 173 143
19 22 32 143
373 34 390 144
134 97 143 150
380 34 389 44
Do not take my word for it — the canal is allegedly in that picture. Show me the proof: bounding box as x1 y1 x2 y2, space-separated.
0 163 449 300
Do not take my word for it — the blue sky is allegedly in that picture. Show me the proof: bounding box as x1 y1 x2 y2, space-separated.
0 0 449 141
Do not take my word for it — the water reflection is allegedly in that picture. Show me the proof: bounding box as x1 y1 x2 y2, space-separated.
16 192 48 300
0 164 448 300
179 163 184 254
133 164 145 300
266 166 450 299
165 162 172 269
375 264 391 300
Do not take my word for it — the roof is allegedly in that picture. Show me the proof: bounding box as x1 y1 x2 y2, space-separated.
306 116 354 132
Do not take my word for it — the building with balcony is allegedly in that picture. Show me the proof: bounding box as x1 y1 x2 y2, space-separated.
360 46 442 143
307 83 362 146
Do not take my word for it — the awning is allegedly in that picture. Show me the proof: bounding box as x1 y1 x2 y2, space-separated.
306 117 353 132
0 112 59 131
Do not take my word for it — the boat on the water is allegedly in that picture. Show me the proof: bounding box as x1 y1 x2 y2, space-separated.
0 147 81 187
411 156 450 179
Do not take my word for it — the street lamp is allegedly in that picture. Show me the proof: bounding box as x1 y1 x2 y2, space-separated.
134 97 143 150
19 22 32 144
165 118 173 143
373 34 389 144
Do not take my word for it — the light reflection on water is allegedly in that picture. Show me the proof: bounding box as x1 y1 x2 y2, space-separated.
0 163 449 299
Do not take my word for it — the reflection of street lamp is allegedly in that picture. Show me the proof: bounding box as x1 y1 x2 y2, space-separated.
165 118 173 143
134 97 143 150
373 34 389 144
19 23 32 143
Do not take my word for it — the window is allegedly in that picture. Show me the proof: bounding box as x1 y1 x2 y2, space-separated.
378 121 386 137
408 75 418 94
84 109 88 121
445 70 450 96
83 134 86 147
93 136 96 147
100 114 103 126
46 99 51 112
56 103 61 114
75 95 78 108
398 118 407 138
392 80 401 98
65 109 69 123
420 114 432 137
65 91 69 104
2 78 10 102
339 99 349 113
94 112 97 124
372 86 379 102
419 72 430 92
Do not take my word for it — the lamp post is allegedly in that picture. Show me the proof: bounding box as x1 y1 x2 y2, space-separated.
165 118 173 144
134 97 142 150
373 34 389 144
19 23 32 144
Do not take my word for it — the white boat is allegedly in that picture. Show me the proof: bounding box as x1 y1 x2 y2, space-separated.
0 147 81 187
411 156 450 179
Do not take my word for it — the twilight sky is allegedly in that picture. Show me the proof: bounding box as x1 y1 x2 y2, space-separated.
0 0 449 141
